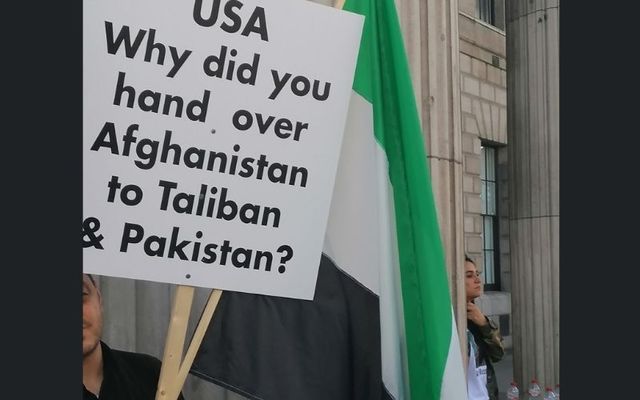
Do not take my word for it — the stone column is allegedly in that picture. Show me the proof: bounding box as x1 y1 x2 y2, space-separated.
396 0 467 349
506 0 560 388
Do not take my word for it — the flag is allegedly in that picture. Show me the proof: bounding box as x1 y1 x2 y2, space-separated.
190 0 466 399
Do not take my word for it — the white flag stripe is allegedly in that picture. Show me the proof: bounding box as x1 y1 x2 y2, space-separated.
323 92 408 399
441 309 468 400
323 92 382 296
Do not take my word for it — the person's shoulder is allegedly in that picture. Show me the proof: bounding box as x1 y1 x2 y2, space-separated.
110 347 162 372
107 346 187 400
111 347 162 365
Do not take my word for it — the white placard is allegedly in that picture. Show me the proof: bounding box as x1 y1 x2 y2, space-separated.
83 0 363 299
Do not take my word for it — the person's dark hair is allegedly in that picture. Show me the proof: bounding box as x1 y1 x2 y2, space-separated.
465 255 474 264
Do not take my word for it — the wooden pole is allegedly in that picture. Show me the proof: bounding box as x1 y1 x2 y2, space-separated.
155 286 224 400
334 0 345 10
156 285 195 400
167 289 223 400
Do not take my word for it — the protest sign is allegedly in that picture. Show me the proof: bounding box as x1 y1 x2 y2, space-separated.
83 0 363 299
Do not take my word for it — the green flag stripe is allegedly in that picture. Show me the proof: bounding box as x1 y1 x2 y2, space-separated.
344 1 454 399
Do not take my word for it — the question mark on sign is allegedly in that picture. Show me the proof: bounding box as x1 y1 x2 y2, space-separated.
276 245 293 273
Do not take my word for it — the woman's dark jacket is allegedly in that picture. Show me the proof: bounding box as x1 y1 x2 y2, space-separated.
468 317 504 400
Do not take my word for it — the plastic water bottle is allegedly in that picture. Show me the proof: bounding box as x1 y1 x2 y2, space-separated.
553 384 560 399
527 379 542 399
543 387 557 400
506 381 520 400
